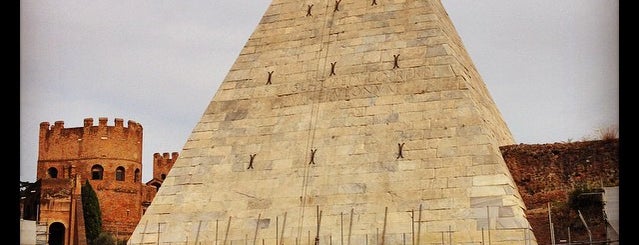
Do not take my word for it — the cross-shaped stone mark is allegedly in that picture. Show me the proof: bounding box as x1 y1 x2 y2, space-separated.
372 0 377 6
396 143 405 159
248 154 257 169
393 54 400 69
334 0 342 12
307 4 314 16
330 62 337 76
308 149 318 165
266 71 274 85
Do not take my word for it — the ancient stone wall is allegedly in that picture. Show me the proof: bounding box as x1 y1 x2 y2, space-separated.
501 139 619 244
131 1 536 244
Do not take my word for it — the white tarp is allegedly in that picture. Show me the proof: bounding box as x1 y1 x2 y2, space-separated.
20 219 36 245
603 186 619 235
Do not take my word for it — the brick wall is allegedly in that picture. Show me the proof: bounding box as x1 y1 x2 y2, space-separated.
36 118 147 242
501 139 619 244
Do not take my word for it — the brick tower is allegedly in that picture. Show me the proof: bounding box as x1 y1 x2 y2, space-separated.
131 1 537 244
36 117 148 243
145 152 179 191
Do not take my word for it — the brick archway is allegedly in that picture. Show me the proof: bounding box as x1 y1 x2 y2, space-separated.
48 222 65 245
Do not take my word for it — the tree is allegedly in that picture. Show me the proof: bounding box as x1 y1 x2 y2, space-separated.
93 232 116 245
81 180 102 244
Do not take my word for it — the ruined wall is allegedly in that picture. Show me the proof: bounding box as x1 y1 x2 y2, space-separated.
501 139 619 244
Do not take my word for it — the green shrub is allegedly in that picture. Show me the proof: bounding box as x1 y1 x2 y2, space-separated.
93 232 116 245
568 185 603 213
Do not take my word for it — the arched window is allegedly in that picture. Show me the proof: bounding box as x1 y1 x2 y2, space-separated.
134 169 141 183
161 174 166 180
91 165 104 180
47 167 58 179
115 166 125 181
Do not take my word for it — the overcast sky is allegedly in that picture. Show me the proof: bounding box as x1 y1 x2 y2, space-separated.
20 0 618 183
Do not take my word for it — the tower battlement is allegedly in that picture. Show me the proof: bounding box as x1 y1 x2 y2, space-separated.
40 117 142 139
38 117 143 162
152 152 179 181
153 152 179 163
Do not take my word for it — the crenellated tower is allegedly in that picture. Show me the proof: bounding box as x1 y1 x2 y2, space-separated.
152 152 179 183
38 117 143 169
145 152 179 192
36 117 147 243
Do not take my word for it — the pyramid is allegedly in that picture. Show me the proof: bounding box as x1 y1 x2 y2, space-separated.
130 1 537 244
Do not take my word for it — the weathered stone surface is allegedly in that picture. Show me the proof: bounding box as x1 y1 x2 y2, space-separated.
130 1 536 244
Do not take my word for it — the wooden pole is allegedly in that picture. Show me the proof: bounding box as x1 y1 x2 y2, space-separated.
157 222 165 245
223 216 232 245
381 207 388 245
481 228 485 245
315 206 323 245
487 206 491 245
348 208 354 245
417 204 422 245
195 220 203 245
280 212 288 245
253 214 262 245
340 212 344 245
411 210 415 245
548 203 554 245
